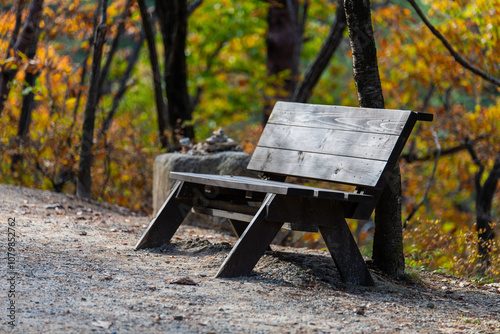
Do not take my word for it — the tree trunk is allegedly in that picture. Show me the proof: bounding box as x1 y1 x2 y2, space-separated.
291 0 346 103
155 0 192 144
262 0 298 124
344 0 404 278
76 0 108 200
138 0 169 149
475 153 500 270
10 23 41 169
0 0 44 116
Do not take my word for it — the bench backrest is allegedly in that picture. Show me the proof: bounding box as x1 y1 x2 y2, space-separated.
247 101 421 192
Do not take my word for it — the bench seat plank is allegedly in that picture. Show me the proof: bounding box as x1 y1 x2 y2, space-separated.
170 172 373 203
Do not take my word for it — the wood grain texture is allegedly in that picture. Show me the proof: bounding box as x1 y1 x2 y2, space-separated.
268 101 412 135
257 123 399 161
249 147 386 187
170 172 372 202
319 222 375 286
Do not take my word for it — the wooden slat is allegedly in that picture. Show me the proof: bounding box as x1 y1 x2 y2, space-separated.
192 207 255 222
170 172 315 196
170 172 373 202
257 123 399 161
248 147 386 187
269 101 412 135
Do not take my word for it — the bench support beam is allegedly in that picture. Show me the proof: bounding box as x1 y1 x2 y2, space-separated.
216 194 283 277
135 181 193 249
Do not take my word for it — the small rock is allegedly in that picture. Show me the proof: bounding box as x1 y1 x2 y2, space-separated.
426 303 435 309
168 276 198 286
173 315 184 321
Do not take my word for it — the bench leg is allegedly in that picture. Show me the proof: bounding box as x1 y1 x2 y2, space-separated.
135 181 193 249
319 220 374 286
216 194 283 278
228 219 249 238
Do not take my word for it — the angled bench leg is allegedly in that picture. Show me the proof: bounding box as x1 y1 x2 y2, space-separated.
228 219 249 238
135 181 193 249
216 194 283 278
319 220 374 286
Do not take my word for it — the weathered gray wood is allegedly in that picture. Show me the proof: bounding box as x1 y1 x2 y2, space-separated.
216 194 283 278
256 123 399 161
171 172 314 196
268 101 412 135
135 181 192 249
192 207 255 222
319 222 374 286
249 147 387 187
171 172 373 202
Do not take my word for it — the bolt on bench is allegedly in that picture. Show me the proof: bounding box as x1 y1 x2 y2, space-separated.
135 102 432 286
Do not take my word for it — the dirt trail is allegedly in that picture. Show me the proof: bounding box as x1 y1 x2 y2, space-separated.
1 184 499 333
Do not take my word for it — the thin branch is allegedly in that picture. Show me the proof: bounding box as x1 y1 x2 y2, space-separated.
407 0 500 87
192 40 226 108
466 138 484 193
187 0 203 16
400 135 488 163
291 0 346 103
404 129 441 226
99 32 145 138
97 0 133 100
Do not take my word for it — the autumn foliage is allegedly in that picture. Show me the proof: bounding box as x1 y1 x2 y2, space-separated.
0 0 498 280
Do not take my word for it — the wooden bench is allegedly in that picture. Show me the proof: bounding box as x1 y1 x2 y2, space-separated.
135 101 432 286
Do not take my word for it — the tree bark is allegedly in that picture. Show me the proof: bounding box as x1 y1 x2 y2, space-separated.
97 0 133 100
76 0 108 200
262 0 298 124
474 152 499 270
99 32 145 138
0 0 44 116
138 0 169 148
291 0 346 103
155 0 192 142
344 0 404 278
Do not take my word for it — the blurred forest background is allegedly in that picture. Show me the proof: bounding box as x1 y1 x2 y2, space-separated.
0 0 499 280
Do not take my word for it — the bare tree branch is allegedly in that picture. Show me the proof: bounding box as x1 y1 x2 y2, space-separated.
404 129 441 226
291 0 346 103
407 0 500 87
187 0 203 16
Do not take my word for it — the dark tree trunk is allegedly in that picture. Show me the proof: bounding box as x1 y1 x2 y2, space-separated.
291 0 346 103
138 0 169 149
344 0 404 278
96 0 133 101
11 23 41 169
76 0 108 200
17 25 41 140
99 32 145 138
155 0 192 143
262 0 298 124
5 0 26 55
0 0 44 116
475 153 499 270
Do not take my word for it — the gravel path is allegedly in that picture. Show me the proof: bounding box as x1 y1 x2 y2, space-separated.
0 184 499 333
